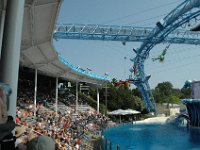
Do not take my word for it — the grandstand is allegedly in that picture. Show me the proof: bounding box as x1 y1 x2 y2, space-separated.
0 1 111 149
0 0 109 118
16 73 108 149
20 0 109 84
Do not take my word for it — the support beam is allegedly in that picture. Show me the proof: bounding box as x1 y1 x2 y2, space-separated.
54 24 200 45
0 10 5 58
105 83 108 116
76 82 78 112
0 0 25 117
34 69 37 117
55 77 58 114
97 88 99 113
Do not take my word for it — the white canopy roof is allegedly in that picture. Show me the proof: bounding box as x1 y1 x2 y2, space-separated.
108 109 141 115
20 0 109 86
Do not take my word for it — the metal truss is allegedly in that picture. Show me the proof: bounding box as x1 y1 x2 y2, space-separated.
54 0 200 113
54 24 200 45
133 0 200 113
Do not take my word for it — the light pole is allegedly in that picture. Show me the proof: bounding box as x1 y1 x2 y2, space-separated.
124 56 127 79
104 73 109 116
105 83 108 116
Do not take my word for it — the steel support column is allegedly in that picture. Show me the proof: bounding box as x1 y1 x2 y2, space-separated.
97 88 99 113
34 69 37 117
0 10 5 58
105 83 108 116
0 0 25 117
55 77 58 114
76 82 78 112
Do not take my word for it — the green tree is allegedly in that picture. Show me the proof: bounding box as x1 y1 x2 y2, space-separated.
132 88 142 98
181 87 192 99
171 88 182 98
111 78 118 85
153 81 173 103
168 95 180 104
104 79 144 112
84 79 146 113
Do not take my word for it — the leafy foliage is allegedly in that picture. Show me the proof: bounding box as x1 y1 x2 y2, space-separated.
79 80 192 115
152 81 192 104
180 87 192 99
79 92 107 114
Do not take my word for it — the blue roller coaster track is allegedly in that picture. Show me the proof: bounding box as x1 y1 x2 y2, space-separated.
54 0 200 113
54 24 200 45
132 0 200 113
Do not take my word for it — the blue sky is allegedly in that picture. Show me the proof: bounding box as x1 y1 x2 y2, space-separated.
53 0 200 89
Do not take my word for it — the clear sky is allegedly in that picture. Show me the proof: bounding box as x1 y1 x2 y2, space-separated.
53 0 200 89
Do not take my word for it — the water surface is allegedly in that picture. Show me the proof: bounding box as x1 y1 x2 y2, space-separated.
103 123 200 150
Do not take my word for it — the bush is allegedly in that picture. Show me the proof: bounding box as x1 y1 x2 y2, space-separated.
79 93 106 114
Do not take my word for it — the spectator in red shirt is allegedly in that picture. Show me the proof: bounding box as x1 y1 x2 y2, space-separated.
16 115 21 125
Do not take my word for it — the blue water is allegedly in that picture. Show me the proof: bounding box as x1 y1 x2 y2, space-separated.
103 123 200 150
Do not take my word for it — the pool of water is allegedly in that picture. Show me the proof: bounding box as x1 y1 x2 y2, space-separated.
103 123 200 150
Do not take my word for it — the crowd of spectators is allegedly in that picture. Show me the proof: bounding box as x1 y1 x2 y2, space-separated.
14 78 110 150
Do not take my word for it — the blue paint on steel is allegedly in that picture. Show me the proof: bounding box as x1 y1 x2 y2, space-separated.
131 0 200 113
54 24 200 45
54 0 200 113
58 55 110 81
182 99 200 127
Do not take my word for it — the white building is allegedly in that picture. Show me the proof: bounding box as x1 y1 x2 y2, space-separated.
192 81 200 99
